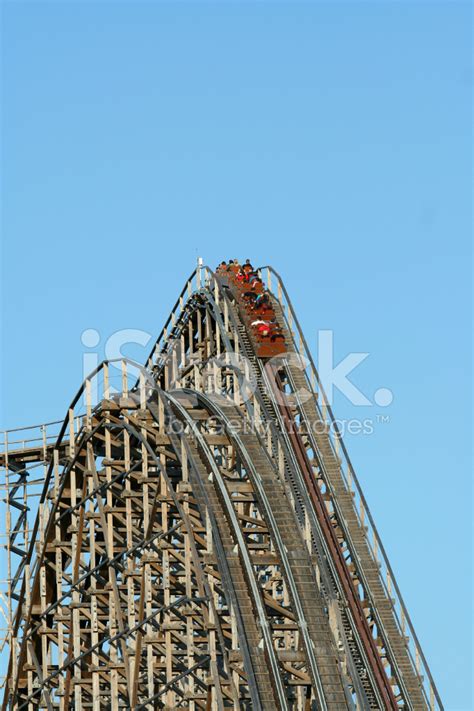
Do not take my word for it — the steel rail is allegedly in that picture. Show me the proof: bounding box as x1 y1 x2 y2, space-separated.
272 364 401 709
255 365 378 711
271 292 427 708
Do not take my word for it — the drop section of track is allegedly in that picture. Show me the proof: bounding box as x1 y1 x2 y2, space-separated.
175 390 351 711
269 297 427 709
215 269 399 709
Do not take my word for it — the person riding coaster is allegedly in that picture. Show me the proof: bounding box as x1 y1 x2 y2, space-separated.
242 290 257 302
226 259 241 273
253 291 270 308
216 260 285 348
250 317 283 339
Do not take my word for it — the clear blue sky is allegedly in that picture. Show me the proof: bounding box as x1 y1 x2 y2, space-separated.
1 1 472 707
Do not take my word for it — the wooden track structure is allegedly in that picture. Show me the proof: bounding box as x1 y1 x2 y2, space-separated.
0 264 443 710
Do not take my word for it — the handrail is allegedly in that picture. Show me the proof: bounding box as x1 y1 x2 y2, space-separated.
258 264 442 711
0 419 65 435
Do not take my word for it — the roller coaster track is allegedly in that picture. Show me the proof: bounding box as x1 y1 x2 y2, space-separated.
0 263 442 710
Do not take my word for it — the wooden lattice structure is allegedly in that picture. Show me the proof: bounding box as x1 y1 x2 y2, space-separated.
0 263 442 710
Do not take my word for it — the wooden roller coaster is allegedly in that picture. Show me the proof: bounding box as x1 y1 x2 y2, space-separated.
0 262 442 710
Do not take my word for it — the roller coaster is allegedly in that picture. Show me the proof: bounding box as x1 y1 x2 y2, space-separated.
0 262 442 710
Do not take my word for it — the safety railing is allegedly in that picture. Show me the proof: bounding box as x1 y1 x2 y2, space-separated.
144 263 229 386
258 264 442 711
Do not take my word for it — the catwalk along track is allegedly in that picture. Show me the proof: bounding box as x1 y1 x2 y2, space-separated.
0 261 442 710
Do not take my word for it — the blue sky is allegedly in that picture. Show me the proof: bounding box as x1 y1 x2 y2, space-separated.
1 1 472 707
